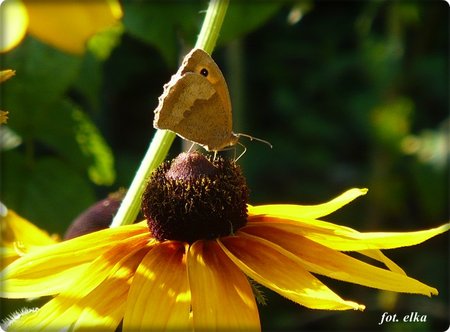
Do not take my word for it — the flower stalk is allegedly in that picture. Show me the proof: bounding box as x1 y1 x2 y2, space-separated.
110 0 229 227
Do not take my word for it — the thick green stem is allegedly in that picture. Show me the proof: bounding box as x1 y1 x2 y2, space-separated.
195 0 229 54
110 0 229 227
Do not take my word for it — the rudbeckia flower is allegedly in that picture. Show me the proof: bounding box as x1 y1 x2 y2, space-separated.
0 0 122 54
1 152 448 331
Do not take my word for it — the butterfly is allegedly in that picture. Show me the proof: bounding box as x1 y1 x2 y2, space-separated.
153 48 245 152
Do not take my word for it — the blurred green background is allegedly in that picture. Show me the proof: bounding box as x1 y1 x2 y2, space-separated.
1 1 448 330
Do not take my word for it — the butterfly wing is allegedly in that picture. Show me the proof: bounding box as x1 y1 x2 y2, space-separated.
153 49 238 151
155 73 236 151
180 49 233 130
154 71 215 129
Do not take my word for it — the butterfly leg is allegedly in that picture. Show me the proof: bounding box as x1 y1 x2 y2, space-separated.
235 142 247 162
187 142 196 153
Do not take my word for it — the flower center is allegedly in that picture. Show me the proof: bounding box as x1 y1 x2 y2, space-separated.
142 152 249 243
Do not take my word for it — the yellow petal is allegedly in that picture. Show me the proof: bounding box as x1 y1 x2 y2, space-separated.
1 222 149 298
357 249 406 275
188 240 260 331
123 241 191 331
2 263 88 299
24 0 123 54
1 247 22 267
334 223 450 250
242 225 437 296
61 233 151 300
0 0 28 53
0 69 16 83
0 111 8 124
253 204 408 276
1 209 57 247
72 246 149 331
10 243 149 331
219 235 364 311
248 188 367 220
246 221 449 251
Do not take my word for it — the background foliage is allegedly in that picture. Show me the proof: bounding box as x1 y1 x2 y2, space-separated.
1 1 448 330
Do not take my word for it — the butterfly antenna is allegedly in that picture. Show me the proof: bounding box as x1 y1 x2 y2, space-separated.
237 133 273 149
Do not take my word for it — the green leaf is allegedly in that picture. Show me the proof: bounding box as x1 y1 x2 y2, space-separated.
219 2 284 45
123 2 202 66
72 52 103 113
34 99 115 186
2 37 81 136
122 2 283 65
87 24 124 61
1 152 96 234
70 103 116 186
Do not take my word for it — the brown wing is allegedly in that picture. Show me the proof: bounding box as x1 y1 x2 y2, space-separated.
180 49 233 133
155 74 237 151
153 49 238 151
154 73 215 129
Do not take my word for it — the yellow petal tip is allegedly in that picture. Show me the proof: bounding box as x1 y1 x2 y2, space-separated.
429 287 438 297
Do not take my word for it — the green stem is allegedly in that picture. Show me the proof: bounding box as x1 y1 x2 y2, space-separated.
196 0 229 54
110 0 229 227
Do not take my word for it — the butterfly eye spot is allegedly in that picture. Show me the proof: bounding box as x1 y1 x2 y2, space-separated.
200 68 209 77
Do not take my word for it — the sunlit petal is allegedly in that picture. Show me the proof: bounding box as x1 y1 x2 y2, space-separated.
10 243 149 331
248 188 367 220
188 240 260 331
245 221 450 251
2 263 88 299
0 0 29 53
1 247 22 268
25 0 122 54
357 249 405 274
1 209 57 247
123 241 191 331
72 246 149 331
247 222 410 272
1 222 149 298
219 235 364 311
62 233 151 300
242 225 437 296
335 223 450 249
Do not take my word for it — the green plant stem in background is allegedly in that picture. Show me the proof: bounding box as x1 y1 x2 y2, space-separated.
110 0 229 228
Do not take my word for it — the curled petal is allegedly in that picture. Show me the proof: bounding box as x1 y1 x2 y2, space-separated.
357 249 405 274
248 188 367 220
245 221 450 251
